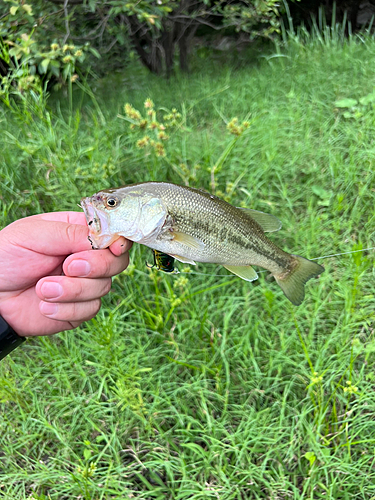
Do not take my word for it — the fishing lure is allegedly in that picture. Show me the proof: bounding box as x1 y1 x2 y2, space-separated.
146 249 179 274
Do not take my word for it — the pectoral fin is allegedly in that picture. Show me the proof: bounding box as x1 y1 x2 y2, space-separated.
238 208 282 232
172 231 205 250
170 254 196 265
223 265 258 282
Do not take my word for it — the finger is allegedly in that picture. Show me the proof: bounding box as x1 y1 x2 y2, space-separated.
36 276 112 303
39 298 102 322
109 236 133 256
6 218 92 255
34 211 87 226
63 249 129 278
24 213 132 256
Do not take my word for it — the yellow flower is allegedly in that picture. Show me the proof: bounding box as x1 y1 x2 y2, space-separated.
310 371 323 384
344 381 358 394
144 98 154 109
136 136 150 148
173 276 189 289
155 142 165 157
124 103 141 120
158 131 169 140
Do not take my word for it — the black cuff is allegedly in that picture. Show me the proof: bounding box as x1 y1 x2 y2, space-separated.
0 315 26 360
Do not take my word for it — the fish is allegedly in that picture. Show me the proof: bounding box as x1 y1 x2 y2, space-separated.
146 249 179 274
81 182 324 305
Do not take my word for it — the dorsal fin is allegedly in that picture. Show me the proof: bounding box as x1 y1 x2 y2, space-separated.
238 208 282 232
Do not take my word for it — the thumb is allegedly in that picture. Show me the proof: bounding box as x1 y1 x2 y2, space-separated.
5 217 92 256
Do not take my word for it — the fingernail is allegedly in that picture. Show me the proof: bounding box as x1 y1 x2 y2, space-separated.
41 282 63 299
40 302 58 317
67 260 91 276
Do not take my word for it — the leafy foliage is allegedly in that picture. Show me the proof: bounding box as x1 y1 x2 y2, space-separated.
335 92 375 119
0 0 93 87
0 0 288 84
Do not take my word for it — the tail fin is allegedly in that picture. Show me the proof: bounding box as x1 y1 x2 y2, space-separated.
274 255 324 306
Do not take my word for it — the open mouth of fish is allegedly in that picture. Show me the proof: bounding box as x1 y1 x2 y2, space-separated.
81 198 101 233
81 197 119 249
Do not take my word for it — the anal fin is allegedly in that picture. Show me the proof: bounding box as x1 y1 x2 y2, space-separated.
223 265 258 282
170 254 196 265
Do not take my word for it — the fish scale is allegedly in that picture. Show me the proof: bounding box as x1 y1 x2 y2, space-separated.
81 182 324 305
138 183 290 271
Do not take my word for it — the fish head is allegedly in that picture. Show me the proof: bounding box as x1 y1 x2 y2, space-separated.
81 187 167 249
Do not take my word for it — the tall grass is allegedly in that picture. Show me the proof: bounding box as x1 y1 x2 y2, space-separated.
1 27 375 498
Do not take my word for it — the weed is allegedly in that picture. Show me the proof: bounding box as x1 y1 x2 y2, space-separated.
1 28 375 499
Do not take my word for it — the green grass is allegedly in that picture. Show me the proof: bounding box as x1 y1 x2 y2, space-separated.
1 31 375 499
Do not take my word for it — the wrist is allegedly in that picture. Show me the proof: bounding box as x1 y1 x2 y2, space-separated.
0 315 26 360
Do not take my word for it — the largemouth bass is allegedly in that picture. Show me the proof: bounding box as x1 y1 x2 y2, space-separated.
81 182 324 305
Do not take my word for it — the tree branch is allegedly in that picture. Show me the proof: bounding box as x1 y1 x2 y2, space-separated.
62 0 70 44
46 0 84 4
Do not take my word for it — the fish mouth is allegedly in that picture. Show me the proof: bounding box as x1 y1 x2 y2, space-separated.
81 198 101 233
80 196 120 249
81 197 102 249
81 198 102 235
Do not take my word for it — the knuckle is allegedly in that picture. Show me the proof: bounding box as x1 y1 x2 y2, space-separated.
122 253 130 270
70 301 80 319
69 321 83 330
64 299 102 323
71 299 101 321
104 257 113 277
91 298 102 317
71 279 84 301
65 223 79 244
102 278 112 296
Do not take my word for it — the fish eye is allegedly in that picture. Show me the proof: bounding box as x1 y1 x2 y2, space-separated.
106 197 118 208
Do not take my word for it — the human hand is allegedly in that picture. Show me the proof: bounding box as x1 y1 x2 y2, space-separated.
0 212 132 336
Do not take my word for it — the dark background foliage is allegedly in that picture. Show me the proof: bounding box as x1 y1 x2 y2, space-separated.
1 0 374 85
